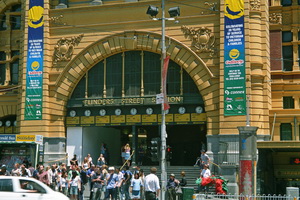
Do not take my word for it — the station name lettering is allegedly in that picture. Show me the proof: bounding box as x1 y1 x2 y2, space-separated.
83 96 182 106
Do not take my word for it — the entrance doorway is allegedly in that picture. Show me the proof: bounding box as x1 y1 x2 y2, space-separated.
71 124 206 166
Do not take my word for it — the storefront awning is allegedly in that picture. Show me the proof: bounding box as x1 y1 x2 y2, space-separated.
0 135 43 145
258 141 300 149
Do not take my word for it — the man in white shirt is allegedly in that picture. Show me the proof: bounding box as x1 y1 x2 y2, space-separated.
144 167 160 200
200 164 211 178
200 164 211 192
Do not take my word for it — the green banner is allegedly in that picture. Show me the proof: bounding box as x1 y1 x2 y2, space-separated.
25 0 44 120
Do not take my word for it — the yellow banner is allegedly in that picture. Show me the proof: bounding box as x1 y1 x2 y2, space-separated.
16 135 36 142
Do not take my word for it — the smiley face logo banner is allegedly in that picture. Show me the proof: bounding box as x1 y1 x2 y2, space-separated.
25 0 44 120
224 0 246 116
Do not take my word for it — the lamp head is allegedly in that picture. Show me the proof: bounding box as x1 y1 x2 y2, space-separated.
146 5 159 17
168 6 180 18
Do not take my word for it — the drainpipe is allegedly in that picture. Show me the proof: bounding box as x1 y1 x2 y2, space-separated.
294 117 297 140
271 113 276 141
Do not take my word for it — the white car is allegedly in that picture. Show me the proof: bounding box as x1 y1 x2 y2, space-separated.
0 176 69 200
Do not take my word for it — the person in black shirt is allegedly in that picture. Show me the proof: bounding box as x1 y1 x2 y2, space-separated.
70 154 78 166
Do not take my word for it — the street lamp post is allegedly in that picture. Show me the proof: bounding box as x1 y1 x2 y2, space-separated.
146 2 180 200
160 1 167 200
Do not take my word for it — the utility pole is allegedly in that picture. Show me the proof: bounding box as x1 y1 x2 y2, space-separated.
160 1 167 200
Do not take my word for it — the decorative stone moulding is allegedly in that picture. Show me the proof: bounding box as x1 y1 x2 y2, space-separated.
202 2 218 14
53 34 84 65
49 15 66 25
269 13 282 24
250 0 260 11
181 26 215 57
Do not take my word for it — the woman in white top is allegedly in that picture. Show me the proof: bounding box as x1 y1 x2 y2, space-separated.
69 171 81 200
59 170 68 196
82 157 90 170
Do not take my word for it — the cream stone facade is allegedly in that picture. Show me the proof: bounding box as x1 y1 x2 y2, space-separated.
1 0 300 194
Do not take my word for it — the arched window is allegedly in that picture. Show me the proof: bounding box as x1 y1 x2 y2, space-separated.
71 51 201 102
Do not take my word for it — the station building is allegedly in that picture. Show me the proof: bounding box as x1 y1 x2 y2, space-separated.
0 0 299 194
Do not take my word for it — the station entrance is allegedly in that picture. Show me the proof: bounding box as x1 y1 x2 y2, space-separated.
67 123 206 166
65 50 207 166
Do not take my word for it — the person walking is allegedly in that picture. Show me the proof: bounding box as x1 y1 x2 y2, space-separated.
69 170 81 200
87 164 96 200
123 165 132 200
130 172 143 200
92 166 105 200
144 167 160 200
0 165 11 176
178 171 187 200
48 164 58 190
199 164 211 193
20 164 32 177
105 167 119 200
116 167 124 200
11 163 20 176
139 169 145 200
166 174 179 200
59 169 68 196
79 166 88 200
200 150 210 169
37 165 50 186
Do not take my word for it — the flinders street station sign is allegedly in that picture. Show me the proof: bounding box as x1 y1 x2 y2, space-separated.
82 96 183 106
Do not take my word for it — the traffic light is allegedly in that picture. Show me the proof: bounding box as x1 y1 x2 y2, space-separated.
166 145 172 161
150 137 161 162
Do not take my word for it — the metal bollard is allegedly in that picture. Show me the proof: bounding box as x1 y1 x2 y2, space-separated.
192 194 205 200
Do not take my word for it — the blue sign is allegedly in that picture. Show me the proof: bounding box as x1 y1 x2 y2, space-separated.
224 0 246 116
0 135 16 142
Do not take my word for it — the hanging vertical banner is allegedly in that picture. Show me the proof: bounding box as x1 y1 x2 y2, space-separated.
25 0 44 120
224 0 246 116
162 56 170 110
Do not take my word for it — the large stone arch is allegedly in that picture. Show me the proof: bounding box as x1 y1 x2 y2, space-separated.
55 31 215 117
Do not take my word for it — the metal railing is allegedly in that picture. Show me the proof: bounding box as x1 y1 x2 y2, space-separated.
193 193 299 200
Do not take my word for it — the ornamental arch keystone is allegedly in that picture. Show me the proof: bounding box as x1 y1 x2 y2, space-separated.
55 31 215 115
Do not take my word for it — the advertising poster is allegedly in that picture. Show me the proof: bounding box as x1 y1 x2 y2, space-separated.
25 0 44 120
224 0 246 115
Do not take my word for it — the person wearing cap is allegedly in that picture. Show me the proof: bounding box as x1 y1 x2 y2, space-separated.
0 165 10 176
166 173 179 200
144 167 160 200
105 166 119 200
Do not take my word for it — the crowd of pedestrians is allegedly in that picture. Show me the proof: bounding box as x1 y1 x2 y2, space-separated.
0 152 164 200
0 147 212 199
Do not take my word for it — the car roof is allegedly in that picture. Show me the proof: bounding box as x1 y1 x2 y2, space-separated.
0 176 53 191
0 176 33 180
